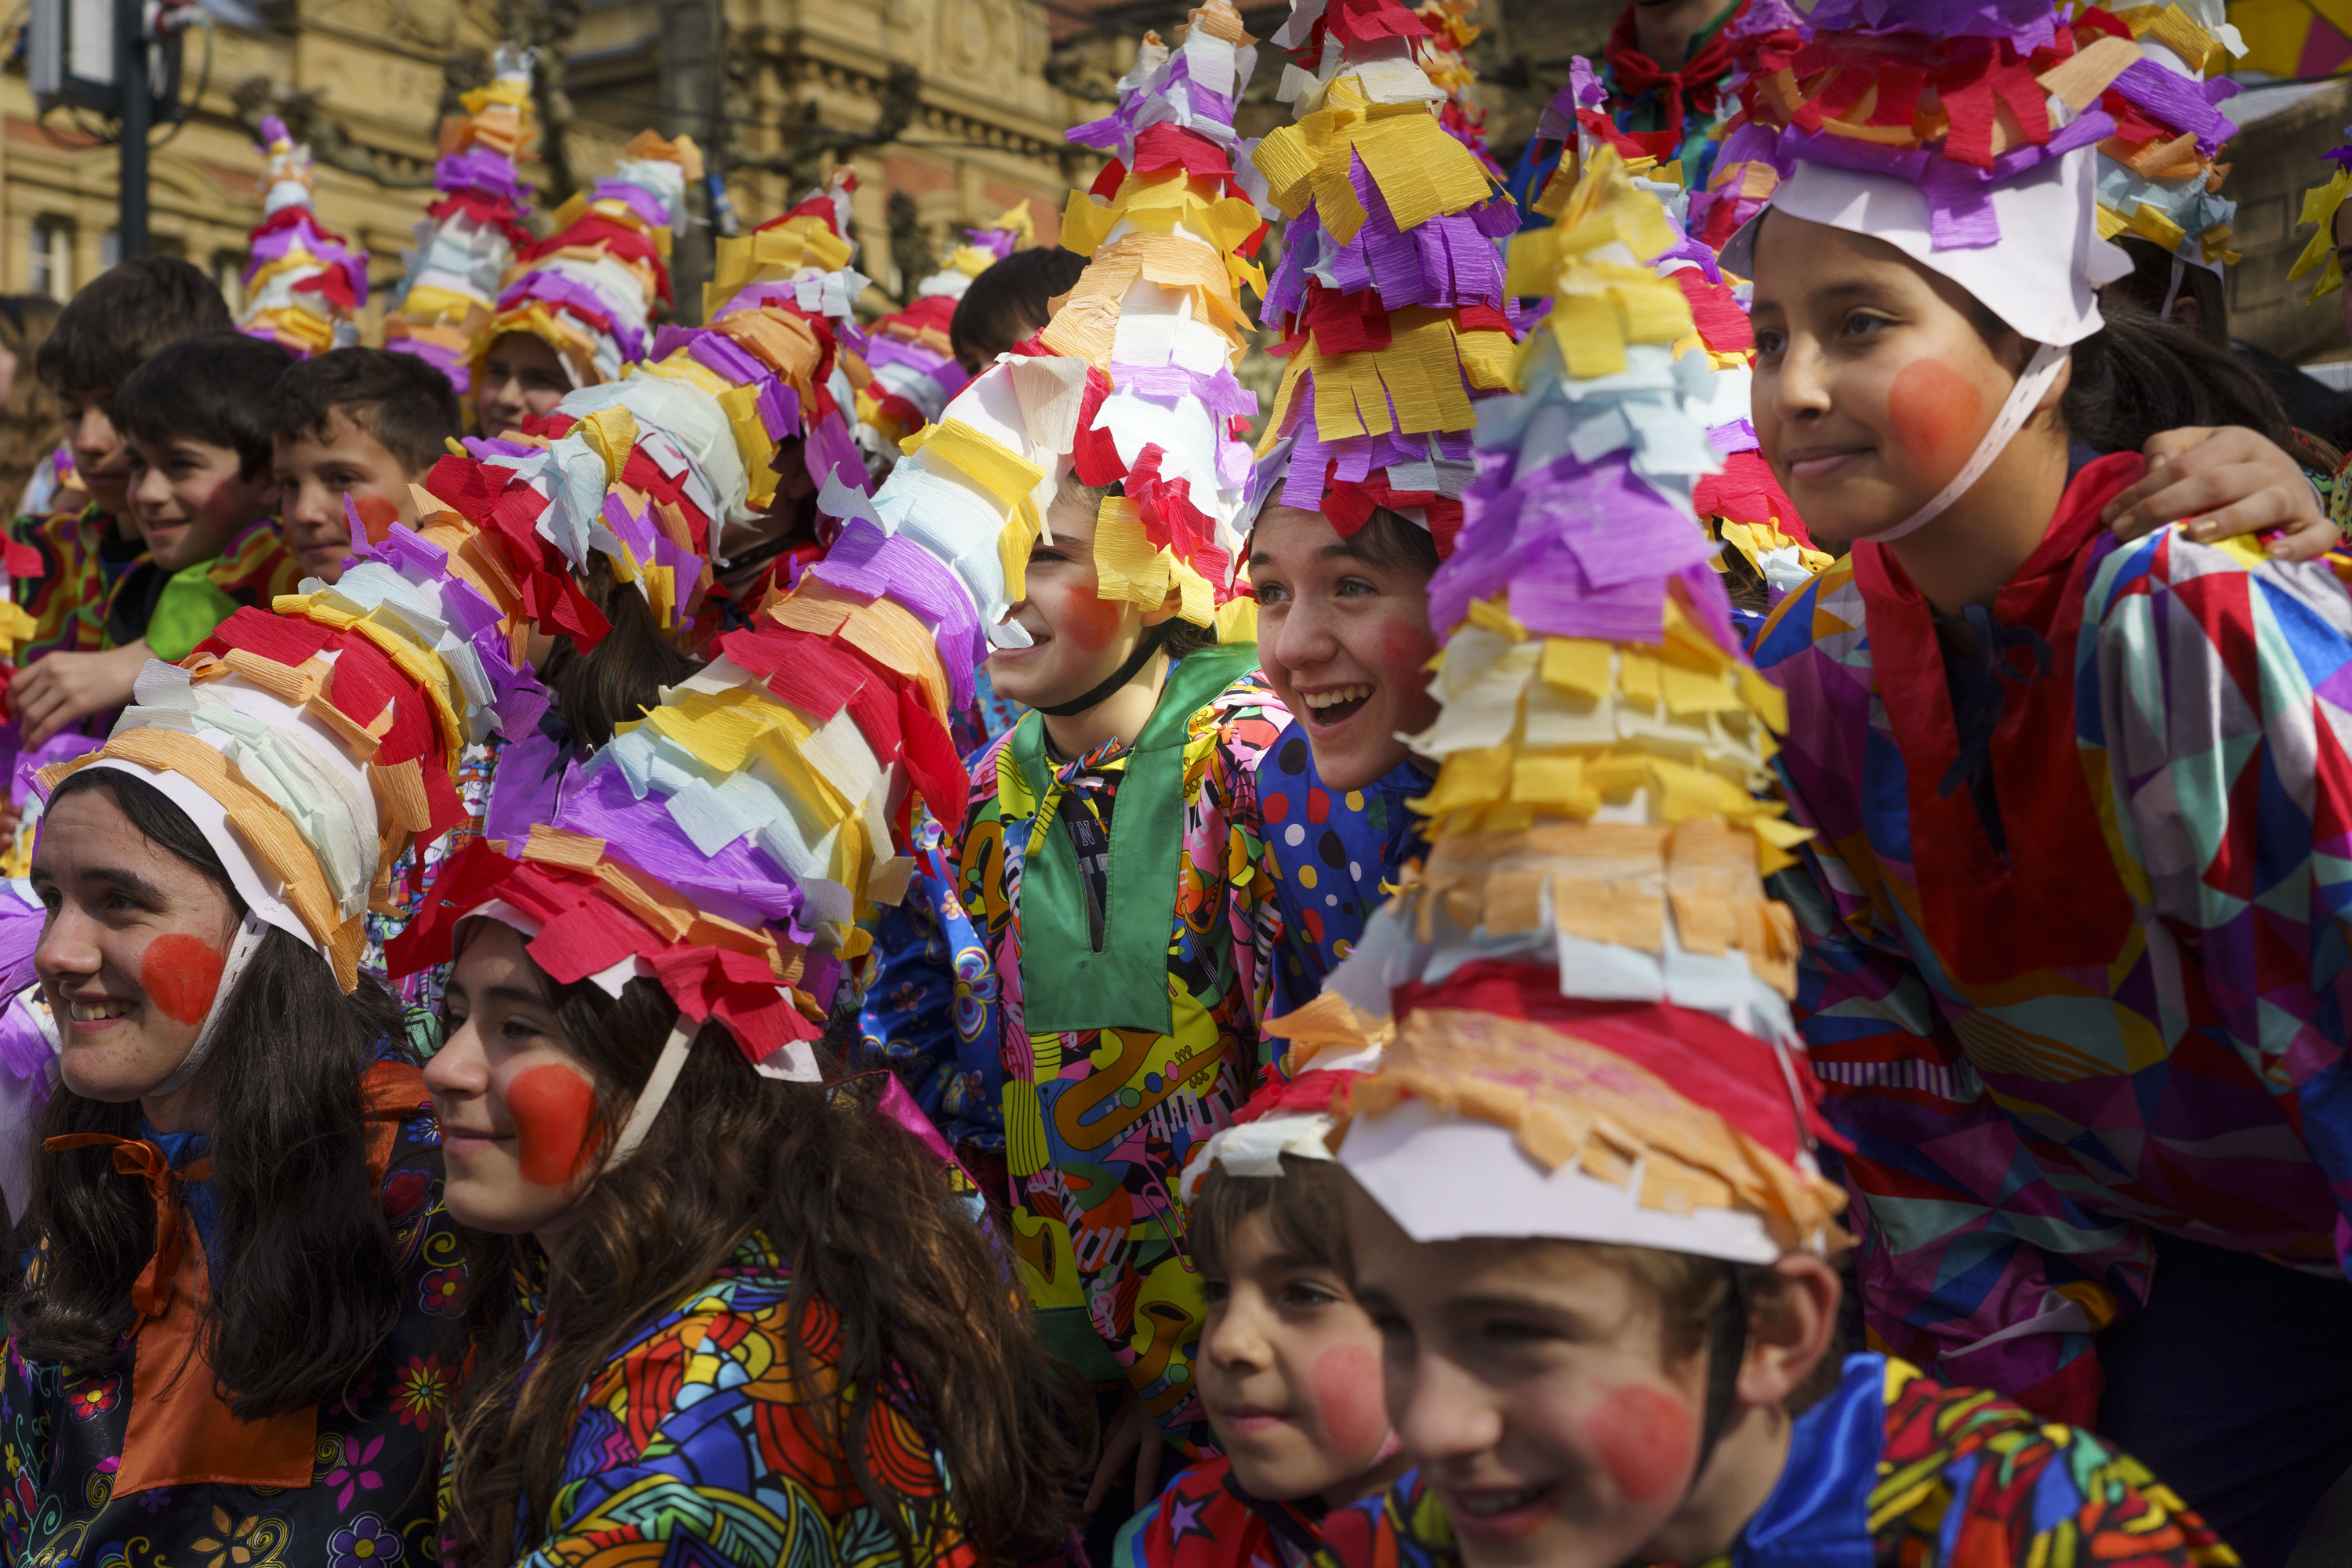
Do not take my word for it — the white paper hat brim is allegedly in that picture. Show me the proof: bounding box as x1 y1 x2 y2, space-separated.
1727 145 2132 348
1338 1096 1783 1265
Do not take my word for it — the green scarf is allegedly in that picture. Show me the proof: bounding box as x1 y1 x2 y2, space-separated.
1008 641 1258 1036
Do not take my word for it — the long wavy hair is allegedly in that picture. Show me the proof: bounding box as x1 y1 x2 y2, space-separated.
536 554 698 749
0 295 64 517
8 768 409 1417
439 932 1087 1566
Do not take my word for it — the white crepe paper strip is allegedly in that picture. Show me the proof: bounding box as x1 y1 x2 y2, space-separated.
1179 1109 1338 1199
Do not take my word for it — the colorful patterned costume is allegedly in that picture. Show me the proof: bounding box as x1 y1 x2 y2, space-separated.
1753 454 2352 1419
950 650 1285 1444
1116 1455 1398 1568
1308 1355 2235 1568
9 503 141 665
1597 0 1749 190
1254 723 1431 1024
361 735 507 1027
1 1059 459 1568
494 1232 976 1568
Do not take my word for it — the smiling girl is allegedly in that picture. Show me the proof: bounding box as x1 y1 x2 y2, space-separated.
2 615 472 1565
1729 5 2352 1562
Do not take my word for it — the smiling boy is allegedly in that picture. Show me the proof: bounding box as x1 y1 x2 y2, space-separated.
270 347 466 583
104 334 302 669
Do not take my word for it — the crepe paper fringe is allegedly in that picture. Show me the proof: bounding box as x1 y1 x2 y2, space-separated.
386 45 539 395
1177 1068 1367 1196
240 116 372 358
470 129 702 399
1356 1007 1849 1256
2074 6 2241 272
1412 0 1501 180
2292 161 2352 302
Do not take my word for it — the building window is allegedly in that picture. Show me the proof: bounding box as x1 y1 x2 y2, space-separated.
100 229 119 274
212 250 245 312
30 219 71 301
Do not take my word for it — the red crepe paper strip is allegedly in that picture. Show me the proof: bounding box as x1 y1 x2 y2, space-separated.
1694 449 1812 547
1674 270 1755 354
520 215 673 305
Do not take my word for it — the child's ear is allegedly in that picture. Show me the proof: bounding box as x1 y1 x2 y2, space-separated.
1734 1254 1841 1410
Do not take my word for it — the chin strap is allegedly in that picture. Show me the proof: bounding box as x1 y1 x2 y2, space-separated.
147 912 272 1100
1864 341 2070 547
606 1011 698 1168
1033 622 1174 718
1694 1264 1752 1472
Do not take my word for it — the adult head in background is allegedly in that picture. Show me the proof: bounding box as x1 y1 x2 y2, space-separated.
947 245 1087 374
3 610 466 1563
0 295 66 519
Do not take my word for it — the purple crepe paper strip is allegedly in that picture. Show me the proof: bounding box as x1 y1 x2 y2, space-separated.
556 766 809 925
590 179 673 231
811 521 983 710
2109 58 2235 155
1709 419 1761 455
756 378 800 443
688 330 767 387
437 147 530 205
260 114 289 143
1807 0 2055 48
504 273 650 364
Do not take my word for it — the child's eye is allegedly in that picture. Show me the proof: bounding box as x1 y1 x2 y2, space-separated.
1201 1278 1230 1305
1753 328 1785 358
1840 310 1889 341
1279 1280 1340 1309
1335 576 1375 598
1479 1317 1556 1348
1255 581 1290 606
1367 1308 1413 1340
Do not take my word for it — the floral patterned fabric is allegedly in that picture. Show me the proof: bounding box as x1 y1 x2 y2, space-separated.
1115 1454 1398 1568
1253 721 1432 1025
1751 453 2352 1421
499 1232 976 1568
948 662 1287 1446
1309 1355 2236 1568
0 1055 459 1568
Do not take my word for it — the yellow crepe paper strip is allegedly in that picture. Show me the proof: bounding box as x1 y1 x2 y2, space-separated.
1250 74 1501 246
705 212 857 320
900 418 1049 601
1092 496 1217 624
1257 307 1515 456
1058 172 1267 299
2110 2 2224 74
2291 168 2352 302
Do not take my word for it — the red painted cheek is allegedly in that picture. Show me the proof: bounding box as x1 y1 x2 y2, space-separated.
1582 1383 1697 1504
1057 586 1128 655
1310 1343 1390 1458
141 934 225 1026
353 492 399 545
508 1064 601 1187
1886 358 1985 477
1374 622 1437 684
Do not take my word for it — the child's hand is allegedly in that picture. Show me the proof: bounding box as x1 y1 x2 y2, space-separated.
1084 1389 1168 1518
10 641 150 746
2100 426 2336 562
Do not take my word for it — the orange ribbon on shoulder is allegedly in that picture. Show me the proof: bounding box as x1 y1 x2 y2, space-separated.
42 1059 430 1497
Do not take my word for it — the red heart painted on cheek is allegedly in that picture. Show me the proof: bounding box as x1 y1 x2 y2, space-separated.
142 934 226 1026
508 1063 602 1186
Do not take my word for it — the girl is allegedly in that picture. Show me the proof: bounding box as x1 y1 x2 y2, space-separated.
1737 5 2352 1561
405 844 1083 1566
4 626 466 1564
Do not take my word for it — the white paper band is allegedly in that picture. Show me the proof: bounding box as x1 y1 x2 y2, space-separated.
147 911 273 1100
1864 342 2070 547
608 1011 696 1166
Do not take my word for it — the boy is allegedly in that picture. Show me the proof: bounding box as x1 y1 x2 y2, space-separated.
270 347 466 583
474 330 572 440
946 245 1087 374
9 256 234 742
1116 1073 1407 1567
107 333 301 666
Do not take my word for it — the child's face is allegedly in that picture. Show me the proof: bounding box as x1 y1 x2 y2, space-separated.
477 332 572 438
1250 504 1440 790
125 434 274 573
985 483 1157 712
1749 214 2025 546
1348 1189 1711 1568
1200 1207 1399 1504
274 413 419 583
424 919 603 1239
67 392 131 517
955 309 1045 376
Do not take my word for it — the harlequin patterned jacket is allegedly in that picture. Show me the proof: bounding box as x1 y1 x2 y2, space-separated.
1753 452 2352 1422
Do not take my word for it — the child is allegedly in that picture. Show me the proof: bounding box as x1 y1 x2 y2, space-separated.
1116 1075 1407 1566
269 347 466 583
469 131 699 436
7 257 234 735
107 334 302 668
946 244 1087 374
1730 5 2352 1562
1284 130 2229 1568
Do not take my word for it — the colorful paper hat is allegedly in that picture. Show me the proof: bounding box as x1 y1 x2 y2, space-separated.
1249 0 1520 558
871 0 1267 641
855 203 1041 451
1414 0 1501 180
471 131 702 399
1179 1066 1371 1199
385 44 540 394
2082 2 2242 274
1723 0 2138 350
240 116 372 358
2295 129 2352 301
1683 2 1804 251
1272 149 1842 1264
703 167 880 502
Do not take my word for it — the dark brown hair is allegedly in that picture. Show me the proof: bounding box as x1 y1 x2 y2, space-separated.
949 246 1088 371
534 553 701 749
268 347 466 474
112 332 297 481
9 768 409 1418
439 937 1087 1566
1189 1153 1353 1279
2105 236 2228 350
1570 1242 1843 1414
34 256 234 401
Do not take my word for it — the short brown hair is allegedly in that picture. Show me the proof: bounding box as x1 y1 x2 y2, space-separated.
1189 1153 1352 1279
268 347 465 476
1561 1241 1845 1413
34 255 232 400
